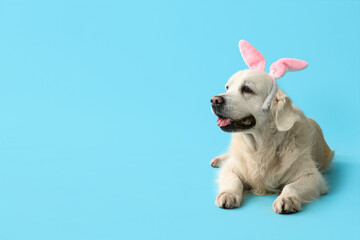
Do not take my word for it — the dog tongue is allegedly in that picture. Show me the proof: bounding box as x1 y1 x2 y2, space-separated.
217 117 231 127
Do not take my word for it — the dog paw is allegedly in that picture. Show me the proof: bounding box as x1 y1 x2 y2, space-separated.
210 157 222 168
215 192 241 209
273 196 301 214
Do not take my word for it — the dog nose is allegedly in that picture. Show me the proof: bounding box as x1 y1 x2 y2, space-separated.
211 96 224 105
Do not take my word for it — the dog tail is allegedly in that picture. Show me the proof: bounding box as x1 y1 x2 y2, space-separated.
321 149 334 173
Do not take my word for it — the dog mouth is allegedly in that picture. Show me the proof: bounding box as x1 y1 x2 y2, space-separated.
217 117 232 127
215 114 256 132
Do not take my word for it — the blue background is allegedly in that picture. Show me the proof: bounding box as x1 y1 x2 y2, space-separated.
1 1 359 239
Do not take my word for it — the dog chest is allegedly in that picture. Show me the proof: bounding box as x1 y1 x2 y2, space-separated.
232 150 285 195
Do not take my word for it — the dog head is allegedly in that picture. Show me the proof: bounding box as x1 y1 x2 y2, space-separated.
211 40 308 133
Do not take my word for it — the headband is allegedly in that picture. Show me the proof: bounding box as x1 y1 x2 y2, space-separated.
239 40 308 111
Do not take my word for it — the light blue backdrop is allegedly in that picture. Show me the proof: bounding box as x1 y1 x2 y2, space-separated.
1 1 359 239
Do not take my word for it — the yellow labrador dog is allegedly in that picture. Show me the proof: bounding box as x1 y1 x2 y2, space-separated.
210 40 333 214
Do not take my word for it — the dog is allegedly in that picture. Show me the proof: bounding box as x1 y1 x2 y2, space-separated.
210 40 334 214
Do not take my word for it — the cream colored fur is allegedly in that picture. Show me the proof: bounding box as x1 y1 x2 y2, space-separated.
211 69 333 214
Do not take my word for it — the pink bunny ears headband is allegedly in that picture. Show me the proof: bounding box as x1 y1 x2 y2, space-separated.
238 40 308 110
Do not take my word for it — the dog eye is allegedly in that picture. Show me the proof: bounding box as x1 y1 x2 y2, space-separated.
225 85 229 90
241 86 253 94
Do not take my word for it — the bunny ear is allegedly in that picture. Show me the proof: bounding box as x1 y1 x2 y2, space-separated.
269 58 308 79
239 40 265 71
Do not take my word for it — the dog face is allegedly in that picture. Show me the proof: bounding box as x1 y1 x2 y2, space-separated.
211 69 274 132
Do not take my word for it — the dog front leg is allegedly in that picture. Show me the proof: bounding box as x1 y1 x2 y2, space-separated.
215 162 243 209
273 171 327 214
210 152 230 168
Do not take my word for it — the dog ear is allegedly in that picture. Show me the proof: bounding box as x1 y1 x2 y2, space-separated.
270 58 308 79
239 40 265 71
272 91 300 131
